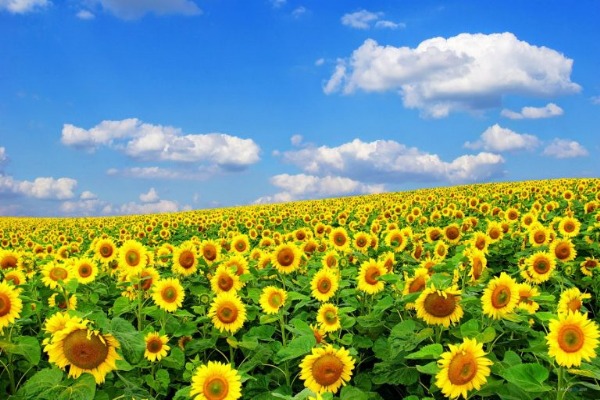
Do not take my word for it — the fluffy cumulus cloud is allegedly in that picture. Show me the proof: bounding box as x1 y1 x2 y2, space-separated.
501 103 564 119
281 138 505 184
0 0 48 14
325 33 580 117
139 187 159 203
341 9 403 30
0 146 7 167
543 139 588 159
464 124 540 152
62 118 260 171
94 0 201 19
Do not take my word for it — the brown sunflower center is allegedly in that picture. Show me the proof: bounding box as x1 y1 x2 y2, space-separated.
161 286 178 303
203 245 216 261
5 274 21 286
0 293 11 316
179 250 195 269
147 338 163 353
534 231 546 244
446 227 460 240
475 237 486 250
277 248 295 267
563 221 575 233
558 325 585 353
491 285 512 309
333 233 347 246
125 249 141 267
447 352 478 385
50 267 68 281
533 258 550 274
364 266 381 285
203 376 229 400
326 256 337 268
423 292 457 317
356 237 367 247
235 241 247 252
0 255 17 269
408 276 426 293
63 329 109 370
472 259 483 280
489 229 500 240
218 274 234 291
78 263 92 278
99 244 113 257
555 243 571 260
567 298 582 313
317 277 332 294
217 302 238 324
324 310 337 324
268 292 283 308
312 354 344 386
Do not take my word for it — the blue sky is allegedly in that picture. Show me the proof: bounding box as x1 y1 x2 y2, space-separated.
0 0 598 216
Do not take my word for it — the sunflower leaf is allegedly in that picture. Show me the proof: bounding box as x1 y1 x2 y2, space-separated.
0 335 41 365
14 368 64 399
274 335 316 362
405 343 443 360
56 374 96 400
500 363 552 392
108 317 145 365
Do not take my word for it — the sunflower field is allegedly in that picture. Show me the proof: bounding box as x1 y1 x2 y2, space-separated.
1 178 600 400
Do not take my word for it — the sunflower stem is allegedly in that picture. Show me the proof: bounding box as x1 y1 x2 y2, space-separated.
556 366 565 400
136 280 145 331
278 313 291 387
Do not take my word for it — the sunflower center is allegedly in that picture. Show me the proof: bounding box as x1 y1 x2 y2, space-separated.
533 258 550 274
268 292 283 308
564 222 575 233
423 292 457 317
63 329 109 370
324 310 337 324
204 246 216 261
138 272 154 291
78 264 92 278
235 241 246 252
203 376 229 400
447 352 478 385
217 302 238 324
161 286 178 303
0 293 11 316
100 245 113 257
446 227 460 240
489 229 500 240
491 285 511 309
5 275 21 285
555 244 571 260
356 238 367 247
326 256 337 268
567 299 582 313
218 274 234 291
318 278 332 294
475 238 486 250
1 255 18 269
277 248 295 267
534 232 546 244
472 259 483 280
179 251 195 269
408 276 426 293
364 267 380 285
558 325 585 353
50 267 68 281
333 233 347 246
312 354 344 386
126 250 141 267
147 338 163 353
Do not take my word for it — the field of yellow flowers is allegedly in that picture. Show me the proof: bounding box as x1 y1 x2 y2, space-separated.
0 178 599 400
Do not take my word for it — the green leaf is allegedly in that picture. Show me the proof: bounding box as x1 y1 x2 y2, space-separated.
173 387 191 400
340 386 369 400
500 363 552 392
162 346 185 369
111 296 135 317
15 368 64 399
416 361 440 375
460 319 480 339
108 317 145 364
275 335 316 362
0 335 41 365
476 326 496 344
56 374 96 400
406 343 443 360
244 325 277 340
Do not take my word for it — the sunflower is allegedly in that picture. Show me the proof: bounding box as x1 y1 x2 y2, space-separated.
44 319 121 384
317 303 341 333
118 240 148 276
580 257 599 277
352 232 371 254
0 249 21 270
528 224 551 247
485 221 504 243
329 227 350 252
311 323 327 345
443 224 462 245
546 312 600 367
557 287 591 315
311 268 339 302
259 286 287 314
201 240 221 265
403 267 430 298
558 216 581 238
379 251 395 273
210 265 243 295
208 292 247 334
41 262 73 289
516 283 540 314
481 272 519 320
550 238 577 263
172 242 199 276
94 238 117 265
299 344 355 394
385 229 408 253
321 250 339 269
73 257 99 284
230 234 250 254
415 285 463 327
49 292 78 310
470 232 489 253
129 266 160 293
144 332 170 362
222 255 249 278
434 241 449 260
271 243 302 274
525 252 556 284
435 338 492 399
43 312 83 335
190 361 242 400
3 268 26 286
357 259 386 295
0 281 23 331
152 278 185 312
425 227 443 243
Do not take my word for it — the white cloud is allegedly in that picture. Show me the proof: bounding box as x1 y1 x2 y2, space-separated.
292 6 306 18
270 0 286 8
341 10 380 29
0 147 7 167
543 139 588 159
281 138 505 184
140 187 159 203
501 103 563 119
95 0 201 19
291 134 303 146
375 20 405 29
14 177 77 200
118 199 181 215
60 198 108 216
591 96 600 105
325 33 580 117
76 9 95 19
254 174 385 204
80 190 97 200
315 58 325 67
0 0 48 14
62 118 260 170
464 124 540 152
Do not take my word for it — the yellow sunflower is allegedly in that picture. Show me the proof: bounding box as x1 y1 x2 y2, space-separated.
129 266 160 293
93 238 117 265
558 216 581 238
230 234 250 254
443 224 462 245
321 250 339 269
317 303 341 333
223 255 249 278
3 268 26 286
118 239 148 276
557 287 591 315
271 243 302 274
201 240 221 265
0 281 23 331
403 267 430 297
528 224 551 247
73 257 99 284
144 332 170 362
379 251 395 273
190 361 242 400
152 278 185 312
435 338 492 399
48 292 78 310
415 285 463 327
208 292 247 334
43 312 84 335
546 311 600 367
357 259 386 295
210 265 243 295
580 257 599 277
465 248 487 282
352 232 371 254
516 283 540 314
299 344 355 394
481 272 519 320
41 262 73 289
259 286 287 314
329 227 350 252
525 252 556 284
44 319 121 384
470 232 489 253
550 238 576 263
172 242 199 276
0 249 21 270
384 229 408 253
485 221 504 243
311 268 339 302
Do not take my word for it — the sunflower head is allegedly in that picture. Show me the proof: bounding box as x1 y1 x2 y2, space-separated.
547 311 600 368
190 361 242 400
0 281 23 331
357 259 386 295
271 243 302 274
152 278 185 312
299 344 355 394
144 332 170 362
311 268 339 302
415 285 464 327
481 272 519 320
259 286 287 314
208 292 247 334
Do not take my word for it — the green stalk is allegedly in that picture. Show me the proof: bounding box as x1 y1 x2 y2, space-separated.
556 367 565 400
